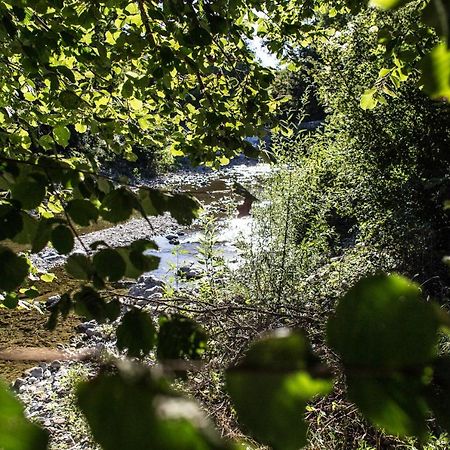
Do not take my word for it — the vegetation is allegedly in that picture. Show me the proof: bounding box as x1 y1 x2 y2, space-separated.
1 0 450 449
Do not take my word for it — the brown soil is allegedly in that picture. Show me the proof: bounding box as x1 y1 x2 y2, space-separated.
0 309 81 383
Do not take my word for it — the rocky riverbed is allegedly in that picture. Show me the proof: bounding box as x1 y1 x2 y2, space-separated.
13 273 175 450
5 157 273 448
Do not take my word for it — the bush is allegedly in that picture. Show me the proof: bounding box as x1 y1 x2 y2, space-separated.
226 4 450 447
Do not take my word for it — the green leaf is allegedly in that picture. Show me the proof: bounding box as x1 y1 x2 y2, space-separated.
0 381 48 450
167 193 202 225
3 293 19 309
328 274 439 370
38 134 55 150
67 199 99 226
360 88 378 110
100 188 135 223
11 174 46 209
226 330 332 450
51 224 74 254
420 43 450 100
77 368 231 450
31 219 52 253
139 189 202 225
422 0 450 39
121 80 134 98
0 246 29 292
59 90 82 109
66 253 93 280
93 249 126 282
116 309 156 357
0 204 23 240
157 315 208 361
116 246 160 279
370 0 411 9
45 293 73 331
327 274 441 437
127 239 160 275
73 286 110 323
12 213 38 246
40 272 56 283
53 125 71 148
105 298 121 322
75 123 87 133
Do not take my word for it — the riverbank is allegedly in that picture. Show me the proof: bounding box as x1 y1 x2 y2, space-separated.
1 157 273 449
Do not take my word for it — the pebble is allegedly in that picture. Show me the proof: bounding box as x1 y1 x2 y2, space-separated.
13 378 25 390
45 295 61 310
50 361 62 371
53 417 66 425
25 367 44 379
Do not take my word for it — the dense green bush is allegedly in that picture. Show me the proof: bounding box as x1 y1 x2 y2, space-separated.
250 3 450 303
227 4 450 447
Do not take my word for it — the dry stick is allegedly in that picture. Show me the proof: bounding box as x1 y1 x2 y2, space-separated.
116 292 294 319
0 347 99 362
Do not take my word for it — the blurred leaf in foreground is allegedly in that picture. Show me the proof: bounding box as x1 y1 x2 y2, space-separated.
226 329 332 450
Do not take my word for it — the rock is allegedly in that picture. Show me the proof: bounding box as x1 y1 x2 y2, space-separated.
144 290 163 300
45 295 61 310
143 286 164 296
178 266 203 280
13 378 25 390
137 274 164 287
128 286 145 297
76 321 96 333
25 367 44 379
85 328 100 338
130 275 165 296
49 361 62 371
166 233 180 245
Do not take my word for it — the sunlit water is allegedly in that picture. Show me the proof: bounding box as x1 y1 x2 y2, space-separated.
143 159 273 286
145 216 254 285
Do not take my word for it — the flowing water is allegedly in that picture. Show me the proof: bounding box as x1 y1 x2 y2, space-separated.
143 159 272 285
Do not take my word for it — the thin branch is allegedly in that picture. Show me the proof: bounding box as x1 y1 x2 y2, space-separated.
43 167 91 254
